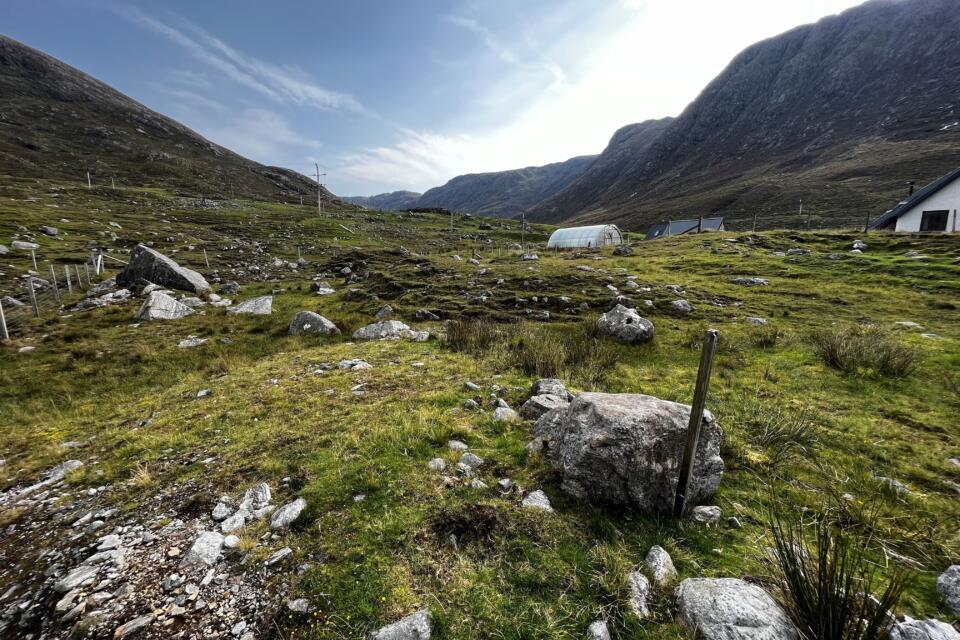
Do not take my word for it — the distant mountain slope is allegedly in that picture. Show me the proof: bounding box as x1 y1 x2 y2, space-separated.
528 0 960 229
342 191 422 211
0 35 350 206
417 155 597 218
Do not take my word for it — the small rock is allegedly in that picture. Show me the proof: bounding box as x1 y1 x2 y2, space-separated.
690 505 722 524
522 490 553 512
937 565 960 614
627 570 651 618
587 620 611 640
181 531 224 566
459 452 484 469
491 407 519 422
427 458 446 472
270 497 307 529
644 545 678 586
113 613 155 638
370 609 432 640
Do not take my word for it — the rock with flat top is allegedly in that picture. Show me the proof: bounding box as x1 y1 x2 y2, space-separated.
181 531 224 566
520 394 569 420
227 296 273 315
113 613 155 638
136 291 194 321
597 304 654 344
675 578 799 640
353 320 428 342
370 609 431 640
530 392 722 514
117 244 209 293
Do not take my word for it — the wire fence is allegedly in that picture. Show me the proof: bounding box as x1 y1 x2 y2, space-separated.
1 250 115 340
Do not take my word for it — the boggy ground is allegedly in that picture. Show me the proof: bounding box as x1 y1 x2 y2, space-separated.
0 182 958 639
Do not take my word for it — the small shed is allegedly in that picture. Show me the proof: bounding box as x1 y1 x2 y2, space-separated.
869 168 960 232
547 224 623 249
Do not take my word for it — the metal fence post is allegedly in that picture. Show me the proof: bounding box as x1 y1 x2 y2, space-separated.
673 328 719 517
49 264 61 304
0 299 8 341
65 265 73 294
27 278 39 318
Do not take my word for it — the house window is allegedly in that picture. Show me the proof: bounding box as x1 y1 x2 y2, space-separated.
919 210 949 232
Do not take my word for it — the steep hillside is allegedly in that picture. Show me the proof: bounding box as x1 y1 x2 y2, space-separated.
0 35 350 206
528 0 960 230
342 190 423 211
417 155 597 218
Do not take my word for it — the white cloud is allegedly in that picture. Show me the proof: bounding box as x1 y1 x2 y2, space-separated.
201 108 322 166
337 0 865 194
119 7 367 114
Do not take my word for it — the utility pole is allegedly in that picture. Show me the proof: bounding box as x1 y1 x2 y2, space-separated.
313 164 326 217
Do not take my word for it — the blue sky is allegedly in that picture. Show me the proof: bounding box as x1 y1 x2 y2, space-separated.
3 0 864 196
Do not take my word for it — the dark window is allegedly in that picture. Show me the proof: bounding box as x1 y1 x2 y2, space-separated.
920 210 949 231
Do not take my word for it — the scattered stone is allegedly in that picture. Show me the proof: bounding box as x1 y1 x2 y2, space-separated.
890 617 960 640
54 565 99 593
492 407 519 422
227 296 273 315
353 320 428 342
181 531 224 566
628 570 651 618
221 281 241 295
289 310 340 335
531 379 574 401
731 277 769 286
459 452 484 469
427 458 446 472
212 500 234 522
266 547 293 567
369 609 432 640
117 244 210 293
12 240 39 250
530 393 722 513
113 613 155 638
852 240 868 251
597 304 655 344
727 516 743 529
937 565 960 614
220 512 248 534
223 535 241 549
876 476 911 496
587 620 611 640
287 598 312 614
270 497 307 529
644 545 678 586
178 337 208 348
415 309 440 321
462 399 479 411
670 299 693 314
521 490 553 512
448 440 469 451
675 578 799 640
691 505 722 524
744 316 767 325
137 291 195 321
613 245 633 256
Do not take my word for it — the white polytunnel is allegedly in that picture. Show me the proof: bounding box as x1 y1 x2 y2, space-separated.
546 224 624 249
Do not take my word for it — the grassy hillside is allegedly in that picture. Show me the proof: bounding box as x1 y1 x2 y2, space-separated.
1 185 958 639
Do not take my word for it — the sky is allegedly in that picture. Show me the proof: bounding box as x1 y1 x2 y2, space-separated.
3 0 867 196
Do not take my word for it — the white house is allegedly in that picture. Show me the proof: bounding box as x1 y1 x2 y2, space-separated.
546 224 624 249
870 168 960 232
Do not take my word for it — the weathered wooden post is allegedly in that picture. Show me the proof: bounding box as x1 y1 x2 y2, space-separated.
203 248 210 269
27 278 39 318
84 264 91 287
673 328 719 517
49 265 61 304
0 298 8 341
65 266 73 294
30 249 38 272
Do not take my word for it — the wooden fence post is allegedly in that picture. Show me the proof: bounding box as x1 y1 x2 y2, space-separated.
84 263 91 286
203 248 210 269
0 298 8 341
30 249 38 272
27 278 39 318
65 266 72 294
49 265 61 304
673 328 719 517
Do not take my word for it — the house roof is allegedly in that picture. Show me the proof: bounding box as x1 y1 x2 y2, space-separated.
644 217 724 240
869 167 960 230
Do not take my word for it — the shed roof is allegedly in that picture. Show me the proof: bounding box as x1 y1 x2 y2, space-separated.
645 217 724 240
869 167 960 230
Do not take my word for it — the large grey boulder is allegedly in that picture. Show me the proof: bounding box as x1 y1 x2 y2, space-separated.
676 578 799 640
12 240 39 250
530 393 723 513
937 565 960 614
597 304 654 344
136 291 195 321
117 244 210 293
227 296 273 315
353 320 428 342
891 618 960 640
369 609 431 639
289 311 340 336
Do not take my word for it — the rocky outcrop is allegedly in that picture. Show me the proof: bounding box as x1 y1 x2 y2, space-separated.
369 609 432 639
675 578 799 640
117 245 210 293
353 320 428 342
530 393 723 513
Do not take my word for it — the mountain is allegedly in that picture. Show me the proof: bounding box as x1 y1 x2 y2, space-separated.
0 35 350 206
341 190 422 211
416 155 597 218
528 0 960 230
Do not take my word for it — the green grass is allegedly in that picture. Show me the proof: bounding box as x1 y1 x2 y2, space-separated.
1 182 959 638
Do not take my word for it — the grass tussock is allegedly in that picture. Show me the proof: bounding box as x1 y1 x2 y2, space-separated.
812 325 920 378
768 507 907 640
729 395 820 465
445 317 500 354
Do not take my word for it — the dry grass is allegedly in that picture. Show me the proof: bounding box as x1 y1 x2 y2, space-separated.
812 325 920 378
